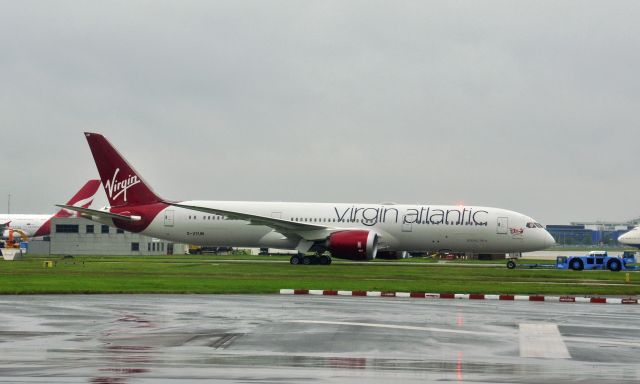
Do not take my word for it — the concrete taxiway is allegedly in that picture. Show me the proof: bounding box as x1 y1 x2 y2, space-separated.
0 295 638 383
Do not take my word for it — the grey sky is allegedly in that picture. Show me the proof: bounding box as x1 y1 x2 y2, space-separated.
1 1 639 224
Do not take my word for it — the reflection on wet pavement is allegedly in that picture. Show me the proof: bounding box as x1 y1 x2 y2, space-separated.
0 295 638 383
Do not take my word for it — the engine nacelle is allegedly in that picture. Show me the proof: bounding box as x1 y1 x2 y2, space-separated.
327 230 378 260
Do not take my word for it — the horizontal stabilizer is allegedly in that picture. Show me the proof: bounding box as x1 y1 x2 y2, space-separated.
55 205 141 222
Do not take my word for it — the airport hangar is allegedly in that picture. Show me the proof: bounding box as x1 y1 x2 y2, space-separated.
27 217 187 256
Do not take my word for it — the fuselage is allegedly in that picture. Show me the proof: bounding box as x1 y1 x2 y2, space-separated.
0 214 52 239
96 201 555 253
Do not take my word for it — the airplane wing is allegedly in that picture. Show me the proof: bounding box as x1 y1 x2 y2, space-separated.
170 202 328 232
55 205 141 222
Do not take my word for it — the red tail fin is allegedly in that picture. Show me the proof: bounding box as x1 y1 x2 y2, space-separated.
53 179 101 218
84 132 163 207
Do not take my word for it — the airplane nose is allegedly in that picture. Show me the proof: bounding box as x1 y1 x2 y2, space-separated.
544 230 555 247
618 233 629 244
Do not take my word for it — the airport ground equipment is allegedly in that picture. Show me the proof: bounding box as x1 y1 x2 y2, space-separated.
188 245 233 255
506 251 638 272
4 228 28 249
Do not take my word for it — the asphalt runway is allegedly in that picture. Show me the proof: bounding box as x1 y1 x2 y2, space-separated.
0 295 638 383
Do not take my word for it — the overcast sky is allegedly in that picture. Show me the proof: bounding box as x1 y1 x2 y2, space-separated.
1 1 639 224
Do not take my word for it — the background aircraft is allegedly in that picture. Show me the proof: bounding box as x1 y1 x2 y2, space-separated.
61 133 555 265
618 228 640 248
1 180 100 239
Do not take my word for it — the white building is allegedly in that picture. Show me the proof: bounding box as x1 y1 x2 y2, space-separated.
28 218 187 256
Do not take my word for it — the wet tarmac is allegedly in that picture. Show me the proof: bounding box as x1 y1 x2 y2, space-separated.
0 295 638 383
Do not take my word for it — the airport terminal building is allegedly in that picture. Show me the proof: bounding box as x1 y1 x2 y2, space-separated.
29 218 187 256
546 222 636 247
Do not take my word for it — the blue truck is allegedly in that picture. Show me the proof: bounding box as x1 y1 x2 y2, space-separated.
506 251 639 272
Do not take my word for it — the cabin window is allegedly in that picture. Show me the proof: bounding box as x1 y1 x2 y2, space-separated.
56 224 79 233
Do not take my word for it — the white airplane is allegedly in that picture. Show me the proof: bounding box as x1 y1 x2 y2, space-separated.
618 227 640 248
1 180 100 239
59 133 555 265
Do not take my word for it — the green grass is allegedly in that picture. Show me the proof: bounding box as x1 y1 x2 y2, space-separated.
1 255 638 295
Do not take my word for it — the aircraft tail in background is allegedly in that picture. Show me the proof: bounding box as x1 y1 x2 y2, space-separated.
53 179 101 218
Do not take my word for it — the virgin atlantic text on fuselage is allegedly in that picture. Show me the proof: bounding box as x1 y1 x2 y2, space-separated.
333 206 489 227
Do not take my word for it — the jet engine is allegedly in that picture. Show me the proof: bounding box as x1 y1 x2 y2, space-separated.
327 230 378 260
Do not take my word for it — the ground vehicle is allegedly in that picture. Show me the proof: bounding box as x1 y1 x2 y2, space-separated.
188 245 232 255
558 251 638 272
506 251 638 272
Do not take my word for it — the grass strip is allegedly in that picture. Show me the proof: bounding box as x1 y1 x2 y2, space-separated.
1 255 638 295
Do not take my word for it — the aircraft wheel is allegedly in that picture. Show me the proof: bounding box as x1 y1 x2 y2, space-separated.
302 256 312 265
570 259 584 271
506 260 516 269
290 255 301 265
607 259 622 272
319 255 331 265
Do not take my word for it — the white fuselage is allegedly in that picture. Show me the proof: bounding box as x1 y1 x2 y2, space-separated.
97 201 554 253
0 214 51 239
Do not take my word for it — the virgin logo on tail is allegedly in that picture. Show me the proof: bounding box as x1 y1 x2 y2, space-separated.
105 168 141 203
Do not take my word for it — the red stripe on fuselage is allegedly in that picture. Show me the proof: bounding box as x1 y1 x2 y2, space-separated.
33 217 53 237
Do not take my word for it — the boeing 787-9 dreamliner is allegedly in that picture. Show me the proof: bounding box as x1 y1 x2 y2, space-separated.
59 133 555 265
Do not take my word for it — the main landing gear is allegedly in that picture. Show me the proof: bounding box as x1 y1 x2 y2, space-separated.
290 253 332 265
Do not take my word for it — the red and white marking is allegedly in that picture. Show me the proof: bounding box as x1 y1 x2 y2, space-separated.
279 289 638 304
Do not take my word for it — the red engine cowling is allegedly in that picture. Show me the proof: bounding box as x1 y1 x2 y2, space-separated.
327 230 378 260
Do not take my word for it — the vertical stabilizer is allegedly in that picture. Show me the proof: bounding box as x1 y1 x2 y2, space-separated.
84 132 162 207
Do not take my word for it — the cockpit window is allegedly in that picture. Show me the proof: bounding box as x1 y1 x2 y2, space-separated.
527 222 544 229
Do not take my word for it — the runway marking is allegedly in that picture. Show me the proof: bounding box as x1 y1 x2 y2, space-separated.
519 323 571 359
210 333 242 349
286 320 498 336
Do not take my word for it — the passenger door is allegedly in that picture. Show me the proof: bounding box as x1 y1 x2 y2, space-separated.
164 210 174 227
497 217 508 234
